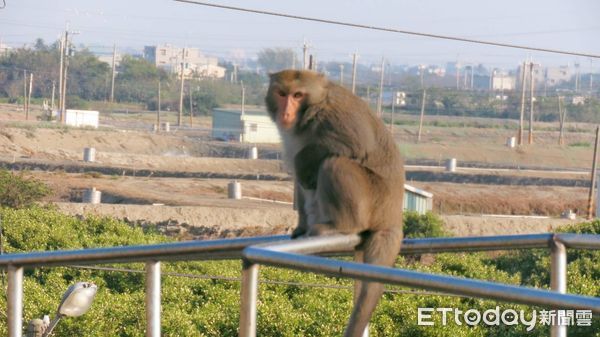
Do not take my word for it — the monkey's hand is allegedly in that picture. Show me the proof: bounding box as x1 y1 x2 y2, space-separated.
294 144 330 190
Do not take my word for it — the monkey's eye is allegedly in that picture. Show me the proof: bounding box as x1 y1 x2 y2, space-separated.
277 90 286 97
293 92 304 99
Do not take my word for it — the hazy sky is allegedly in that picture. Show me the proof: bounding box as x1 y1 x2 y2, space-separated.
1 0 599 69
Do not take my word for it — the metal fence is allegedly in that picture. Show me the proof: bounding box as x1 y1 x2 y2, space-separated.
1 233 599 337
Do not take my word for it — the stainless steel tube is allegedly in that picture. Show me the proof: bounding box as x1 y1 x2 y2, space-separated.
146 261 161 337
550 242 567 337
243 248 600 313
239 260 259 337
8 265 24 337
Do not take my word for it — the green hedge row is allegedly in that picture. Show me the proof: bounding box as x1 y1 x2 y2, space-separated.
0 207 597 336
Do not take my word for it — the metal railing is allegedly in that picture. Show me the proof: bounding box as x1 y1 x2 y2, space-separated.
1 233 599 337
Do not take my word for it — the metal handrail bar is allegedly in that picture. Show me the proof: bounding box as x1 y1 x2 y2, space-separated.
2 233 599 269
4 233 600 337
243 246 600 312
0 235 290 268
239 234 600 337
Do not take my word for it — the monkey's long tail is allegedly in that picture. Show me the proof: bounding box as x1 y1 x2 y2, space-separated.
343 227 403 337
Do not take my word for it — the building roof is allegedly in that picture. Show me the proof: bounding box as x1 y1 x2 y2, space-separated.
404 184 433 198
213 108 270 117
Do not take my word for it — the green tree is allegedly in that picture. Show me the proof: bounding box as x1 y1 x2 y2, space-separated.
257 48 298 73
0 170 50 209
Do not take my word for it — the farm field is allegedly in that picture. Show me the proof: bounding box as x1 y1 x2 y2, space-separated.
0 103 596 236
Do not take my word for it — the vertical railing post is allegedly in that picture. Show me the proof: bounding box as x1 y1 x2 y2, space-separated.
145 261 161 337
239 260 259 337
550 241 567 337
8 265 24 337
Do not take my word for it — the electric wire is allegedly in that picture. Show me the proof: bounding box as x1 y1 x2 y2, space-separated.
68 264 469 298
173 0 600 59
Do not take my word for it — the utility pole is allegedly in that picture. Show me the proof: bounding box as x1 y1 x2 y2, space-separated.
390 91 396 135
590 59 594 95
470 66 475 90
61 29 71 124
455 62 461 90
241 80 246 116
302 40 309 70
575 62 580 92
109 43 116 103
178 47 186 127
339 64 344 86
26 73 33 120
528 62 535 144
518 61 527 145
58 38 64 120
241 80 246 143
587 126 600 220
558 96 566 146
50 81 56 111
156 80 161 133
489 69 495 97
351 53 358 94
419 65 425 89
22 70 27 113
417 89 427 142
189 84 194 127
376 57 385 117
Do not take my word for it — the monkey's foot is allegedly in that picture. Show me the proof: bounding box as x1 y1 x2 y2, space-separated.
291 227 308 239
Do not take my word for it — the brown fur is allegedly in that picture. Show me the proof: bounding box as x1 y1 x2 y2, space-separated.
266 70 405 337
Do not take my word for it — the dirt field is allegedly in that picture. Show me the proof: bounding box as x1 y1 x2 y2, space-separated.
0 103 596 238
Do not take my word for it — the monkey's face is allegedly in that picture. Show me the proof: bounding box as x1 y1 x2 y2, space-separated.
272 87 306 130
266 70 327 131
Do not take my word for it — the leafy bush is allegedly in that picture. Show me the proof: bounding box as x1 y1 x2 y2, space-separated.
0 207 597 336
0 170 51 208
403 211 447 238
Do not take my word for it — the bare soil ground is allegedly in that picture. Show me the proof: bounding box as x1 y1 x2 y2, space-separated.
0 103 595 238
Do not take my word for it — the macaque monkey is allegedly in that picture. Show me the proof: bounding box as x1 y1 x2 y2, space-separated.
266 70 405 337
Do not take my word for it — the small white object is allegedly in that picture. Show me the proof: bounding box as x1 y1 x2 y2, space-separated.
446 158 457 172
506 137 516 148
57 282 98 317
249 146 258 160
228 181 242 199
83 147 96 162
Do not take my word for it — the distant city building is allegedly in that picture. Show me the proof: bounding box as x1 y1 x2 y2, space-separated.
572 96 586 105
491 71 516 91
428 66 446 77
143 45 225 78
97 54 122 67
0 42 11 56
518 64 573 88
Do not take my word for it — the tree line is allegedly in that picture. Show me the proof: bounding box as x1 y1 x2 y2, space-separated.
0 39 265 115
1 40 598 122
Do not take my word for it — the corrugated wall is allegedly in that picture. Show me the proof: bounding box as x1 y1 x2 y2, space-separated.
403 191 432 215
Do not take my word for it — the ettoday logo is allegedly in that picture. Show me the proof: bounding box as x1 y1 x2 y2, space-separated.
417 307 593 331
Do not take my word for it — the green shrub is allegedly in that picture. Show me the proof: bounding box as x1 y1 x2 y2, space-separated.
403 211 447 238
0 207 597 336
0 170 51 208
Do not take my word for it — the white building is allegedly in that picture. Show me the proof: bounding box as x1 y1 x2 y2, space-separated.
491 72 516 91
61 109 99 128
212 108 280 144
404 184 433 215
143 45 226 79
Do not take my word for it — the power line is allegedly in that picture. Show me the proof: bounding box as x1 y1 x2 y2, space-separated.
68 264 470 298
173 0 600 59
